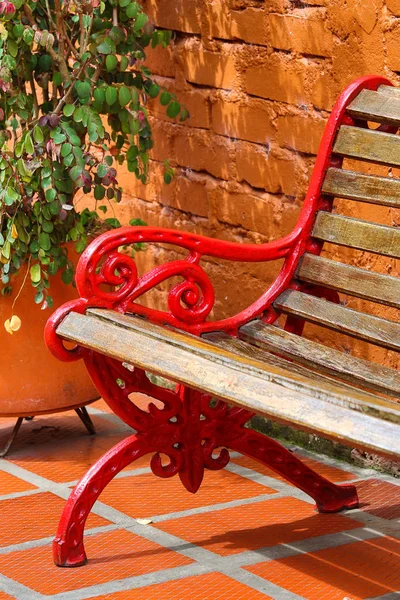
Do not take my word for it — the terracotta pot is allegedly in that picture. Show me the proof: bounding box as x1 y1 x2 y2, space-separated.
0 248 98 417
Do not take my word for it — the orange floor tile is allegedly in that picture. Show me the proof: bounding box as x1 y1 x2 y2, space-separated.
0 529 193 595
233 454 357 484
356 478 400 519
0 469 37 495
0 492 108 547
247 536 400 599
100 468 277 518
155 497 361 556
89 572 273 599
0 399 399 599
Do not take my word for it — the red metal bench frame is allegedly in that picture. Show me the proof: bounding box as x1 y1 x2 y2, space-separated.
45 75 391 568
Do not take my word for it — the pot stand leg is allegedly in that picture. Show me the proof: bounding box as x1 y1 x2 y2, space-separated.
53 431 153 568
225 427 359 513
75 407 95 435
0 417 24 458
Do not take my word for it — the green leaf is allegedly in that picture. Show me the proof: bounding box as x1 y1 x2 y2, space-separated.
160 90 171 106
63 104 75 117
106 54 118 71
33 125 44 144
30 263 41 284
61 142 72 157
97 37 116 55
8 40 18 58
97 163 108 178
24 133 34 155
34 291 44 304
127 3 140 19
4 187 18 205
75 80 91 99
61 267 74 285
105 86 117 105
167 101 181 119
39 232 51 251
119 86 131 107
94 184 106 200
45 188 57 202
133 11 148 28
147 83 160 98
42 219 54 233
119 0 130 6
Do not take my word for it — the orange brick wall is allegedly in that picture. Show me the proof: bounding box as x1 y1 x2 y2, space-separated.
110 0 400 364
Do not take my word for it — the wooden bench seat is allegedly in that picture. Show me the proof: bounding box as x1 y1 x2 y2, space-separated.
45 75 400 569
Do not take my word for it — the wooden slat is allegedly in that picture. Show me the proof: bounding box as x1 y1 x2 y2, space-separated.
312 211 400 259
274 289 400 351
297 253 400 309
204 331 397 404
56 309 400 457
322 168 400 208
333 125 400 167
347 88 400 126
378 85 400 98
239 320 400 400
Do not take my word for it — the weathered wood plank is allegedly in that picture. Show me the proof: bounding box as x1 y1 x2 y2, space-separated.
312 211 400 258
205 331 396 404
274 289 400 351
56 310 400 457
347 88 400 126
297 253 400 309
333 125 400 167
239 320 400 400
378 85 400 98
322 168 400 208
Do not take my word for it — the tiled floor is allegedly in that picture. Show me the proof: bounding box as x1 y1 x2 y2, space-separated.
0 399 399 599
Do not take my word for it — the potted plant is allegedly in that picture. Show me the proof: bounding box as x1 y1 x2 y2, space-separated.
0 0 186 446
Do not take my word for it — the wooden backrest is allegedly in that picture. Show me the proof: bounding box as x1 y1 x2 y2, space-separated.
276 85 400 352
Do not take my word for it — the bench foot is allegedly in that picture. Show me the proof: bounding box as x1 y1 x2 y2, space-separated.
227 429 359 513
53 432 152 567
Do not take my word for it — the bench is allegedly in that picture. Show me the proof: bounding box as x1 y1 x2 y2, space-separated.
45 75 400 568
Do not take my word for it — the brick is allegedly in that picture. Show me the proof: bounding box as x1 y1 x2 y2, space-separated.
386 26 400 71
245 54 332 110
212 97 275 144
211 186 278 236
174 128 233 179
181 42 238 90
277 113 327 154
143 0 200 33
387 0 400 15
170 175 210 217
148 118 175 163
267 11 333 57
206 0 233 39
231 8 267 45
144 44 176 78
236 142 297 195
118 161 175 204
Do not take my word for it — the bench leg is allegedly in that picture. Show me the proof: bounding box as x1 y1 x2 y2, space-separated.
53 431 152 567
226 428 359 513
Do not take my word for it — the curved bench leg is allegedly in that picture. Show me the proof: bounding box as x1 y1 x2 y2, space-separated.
53 432 151 567
227 428 359 513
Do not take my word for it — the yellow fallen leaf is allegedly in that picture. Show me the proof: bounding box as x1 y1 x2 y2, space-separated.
11 224 18 239
136 518 153 525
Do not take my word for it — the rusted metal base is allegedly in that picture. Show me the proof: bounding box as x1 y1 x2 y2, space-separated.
53 379 358 568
